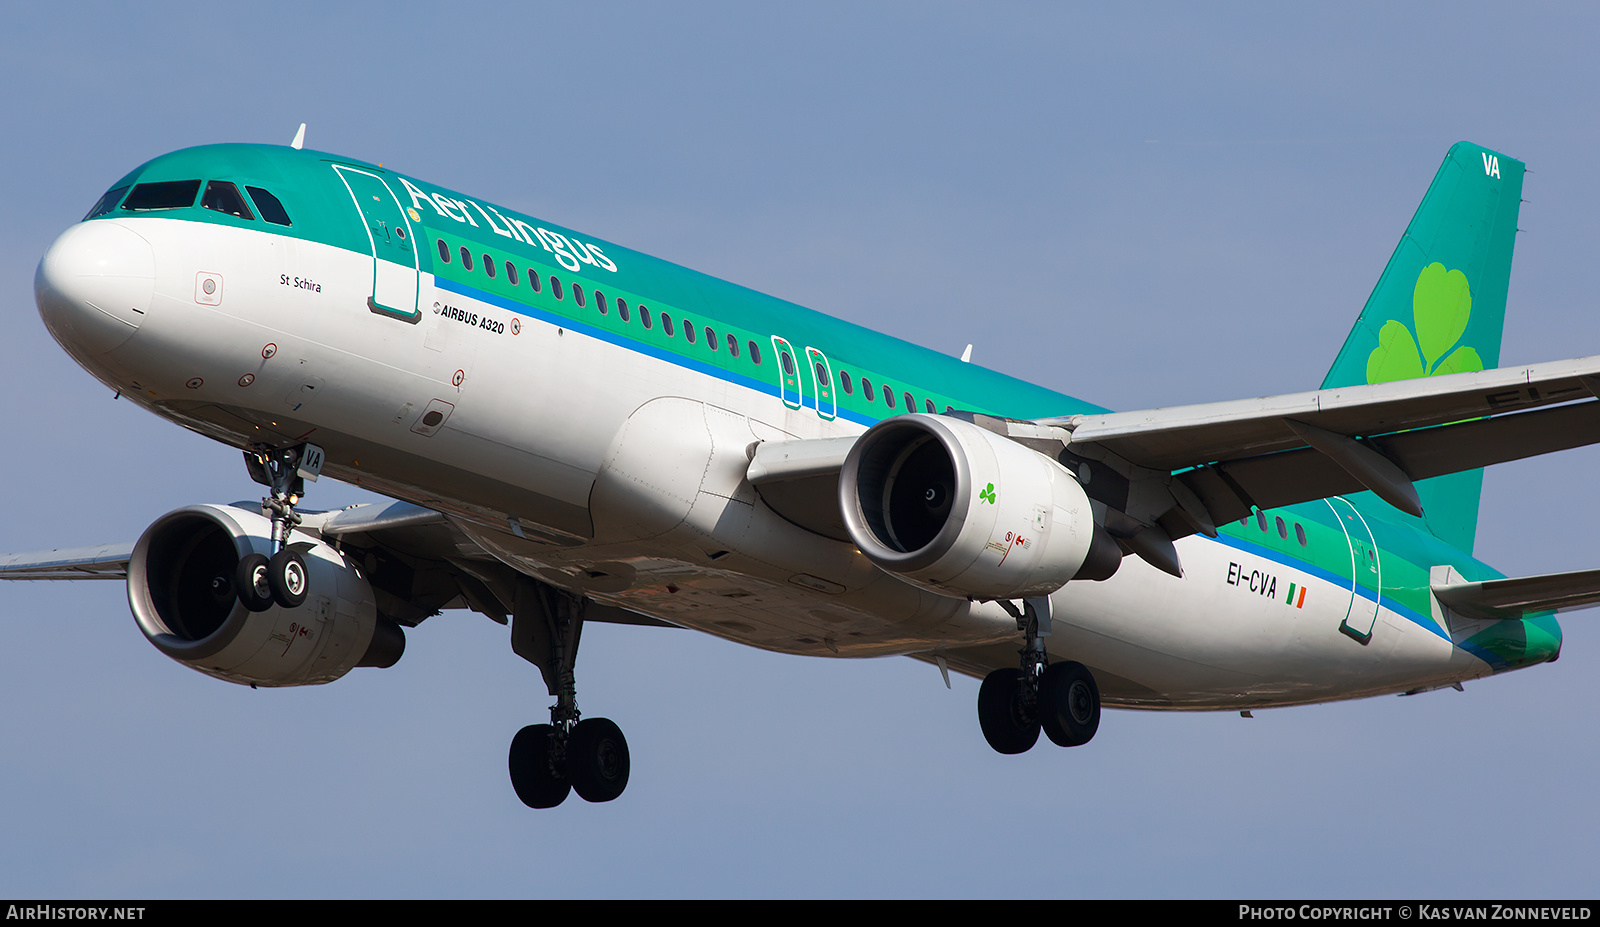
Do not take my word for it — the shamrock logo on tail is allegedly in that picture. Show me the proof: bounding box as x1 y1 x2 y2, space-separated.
1365 262 1484 385
979 482 997 504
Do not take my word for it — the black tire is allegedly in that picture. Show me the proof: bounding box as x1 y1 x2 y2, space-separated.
509 724 570 809
977 667 1040 755
267 549 309 608
1039 661 1101 747
234 553 274 612
568 718 630 803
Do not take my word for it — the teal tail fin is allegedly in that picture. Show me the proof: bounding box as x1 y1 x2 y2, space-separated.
1321 142 1525 553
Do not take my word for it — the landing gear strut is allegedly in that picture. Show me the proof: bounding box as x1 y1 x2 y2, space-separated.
238 443 323 611
507 580 630 808
978 596 1101 754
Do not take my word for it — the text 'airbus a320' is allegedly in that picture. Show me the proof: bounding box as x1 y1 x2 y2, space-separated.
8 131 1597 807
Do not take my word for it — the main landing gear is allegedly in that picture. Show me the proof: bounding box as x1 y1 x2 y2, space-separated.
235 443 324 613
977 596 1101 754
507 580 630 808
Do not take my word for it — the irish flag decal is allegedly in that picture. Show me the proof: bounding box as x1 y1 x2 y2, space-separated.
1285 583 1307 609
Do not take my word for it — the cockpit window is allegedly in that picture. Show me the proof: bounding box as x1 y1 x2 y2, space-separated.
246 186 292 226
202 181 254 220
121 180 202 211
83 186 130 220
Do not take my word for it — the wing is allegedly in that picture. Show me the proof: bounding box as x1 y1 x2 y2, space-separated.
1040 355 1600 533
0 500 675 629
0 544 133 580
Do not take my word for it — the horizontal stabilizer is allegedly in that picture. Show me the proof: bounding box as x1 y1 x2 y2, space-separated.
0 544 133 580
1433 568 1600 620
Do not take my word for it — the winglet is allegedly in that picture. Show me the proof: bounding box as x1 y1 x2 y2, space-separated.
291 123 306 150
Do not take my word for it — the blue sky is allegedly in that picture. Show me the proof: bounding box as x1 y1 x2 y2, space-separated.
2 2 1598 898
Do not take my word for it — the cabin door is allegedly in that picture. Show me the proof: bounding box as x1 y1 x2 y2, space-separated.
1326 496 1382 644
332 165 421 323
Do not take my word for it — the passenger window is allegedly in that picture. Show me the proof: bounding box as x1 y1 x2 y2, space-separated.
781 352 794 376
706 327 718 350
862 377 874 401
84 186 131 220
201 181 253 219
506 261 518 286
436 239 450 263
246 187 292 226
1276 516 1287 540
460 247 473 271
1295 523 1307 547
662 314 674 336
632 302 643 326
945 405 955 413
884 385 896 408
925 399 935 413
684 320 696 344
903 391 915 411
122 180 201 211
595 290 608 315
483 255 495 278
1256 511 1268 532
815 361 827 383
527 269 541 293
727 334 739 356
841 371 854 394
748 341 761 364
573 284 585 307
551 276 564 300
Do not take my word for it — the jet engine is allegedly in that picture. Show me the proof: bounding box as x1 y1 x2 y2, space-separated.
839 414 1121 599
127 504 403 687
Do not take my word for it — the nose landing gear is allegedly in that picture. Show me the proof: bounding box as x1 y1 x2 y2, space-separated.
237 444 323 611
978 596 1101 754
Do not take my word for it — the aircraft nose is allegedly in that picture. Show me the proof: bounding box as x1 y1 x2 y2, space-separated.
35 220 155 356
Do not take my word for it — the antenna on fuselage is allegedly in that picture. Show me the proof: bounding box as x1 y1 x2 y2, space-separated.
960 344 973 363
290 123 306 150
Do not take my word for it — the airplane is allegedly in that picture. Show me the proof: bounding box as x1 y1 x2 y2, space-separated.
8 133 1600 809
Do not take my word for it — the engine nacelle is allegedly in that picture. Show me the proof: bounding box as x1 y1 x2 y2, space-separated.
128 504 402 687
839 414 1121 599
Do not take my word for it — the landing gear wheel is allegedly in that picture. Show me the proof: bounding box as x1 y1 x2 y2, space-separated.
1039 661 1100 747
235 553 274 612
267 549 308 608
977 667 1040 754
509 724 570 809
568 718 630 803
